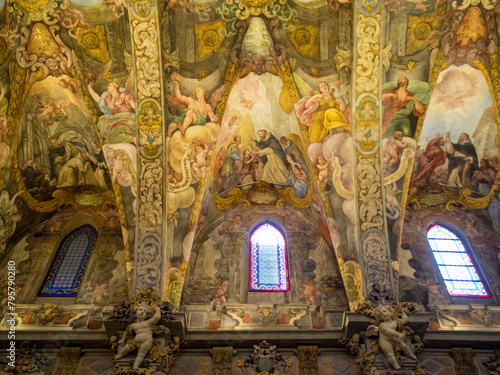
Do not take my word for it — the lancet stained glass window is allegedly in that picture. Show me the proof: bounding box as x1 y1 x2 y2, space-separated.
39 224 98 296
249 223 289 291
427 224 488 297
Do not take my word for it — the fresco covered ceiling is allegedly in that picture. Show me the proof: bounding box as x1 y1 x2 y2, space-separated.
0 0 500 314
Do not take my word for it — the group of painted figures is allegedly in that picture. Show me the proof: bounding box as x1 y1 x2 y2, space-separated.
214 130 309 198
411 131 496 195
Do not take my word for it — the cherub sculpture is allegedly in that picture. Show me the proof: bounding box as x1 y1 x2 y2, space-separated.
366 304 417 370
115 303 162 370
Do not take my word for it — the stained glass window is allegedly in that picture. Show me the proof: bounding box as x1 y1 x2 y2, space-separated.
39 225 98 297
249 223 289 291
427 224 488 297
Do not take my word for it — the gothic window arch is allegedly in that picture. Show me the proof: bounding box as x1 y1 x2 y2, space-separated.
39 224 98 297
427 224 489 297
249 222 289 291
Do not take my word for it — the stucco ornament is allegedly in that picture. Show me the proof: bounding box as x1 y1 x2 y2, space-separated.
16 24 73 80
127 0 166 297
357 155 383 231
452 0 496 9
132 17 161 101
115 303 162 370
109 288 179 372
356 15 380 94
7 0 65 26
139 158 163 235
366 304 418 370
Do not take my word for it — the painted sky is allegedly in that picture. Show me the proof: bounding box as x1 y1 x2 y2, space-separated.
419 64 493 147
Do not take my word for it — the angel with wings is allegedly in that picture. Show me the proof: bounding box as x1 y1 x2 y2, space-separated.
294 80 351 143
88 80 137 145
167 72 220 137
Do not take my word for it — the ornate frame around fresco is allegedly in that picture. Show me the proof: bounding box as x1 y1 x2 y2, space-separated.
403 52 500 212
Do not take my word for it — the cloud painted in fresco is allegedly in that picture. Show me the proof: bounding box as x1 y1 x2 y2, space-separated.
70 0 103 5
419 65 493 146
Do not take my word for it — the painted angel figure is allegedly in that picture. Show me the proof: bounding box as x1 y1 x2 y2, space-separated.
191 141 210 181
88 80 137 145
34 97 71 127
167 72 220 137
294 79 350 143
366 304 417 370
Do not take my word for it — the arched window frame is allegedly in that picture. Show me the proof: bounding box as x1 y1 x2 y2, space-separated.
39 224 98 297
426 223 489 298
249 221 290 292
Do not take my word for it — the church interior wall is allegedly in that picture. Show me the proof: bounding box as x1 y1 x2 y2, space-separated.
1 0 500 373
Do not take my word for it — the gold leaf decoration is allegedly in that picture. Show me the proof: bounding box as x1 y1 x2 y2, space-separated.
406 15 440 55
287 22 319 59
195 20 226 62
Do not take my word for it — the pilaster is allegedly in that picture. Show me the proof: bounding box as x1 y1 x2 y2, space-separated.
353 0 395 301
127 0 166 296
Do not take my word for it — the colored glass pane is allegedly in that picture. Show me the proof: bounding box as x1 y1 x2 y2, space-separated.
427 224 488 297
249 223 289 291
39 225 98 296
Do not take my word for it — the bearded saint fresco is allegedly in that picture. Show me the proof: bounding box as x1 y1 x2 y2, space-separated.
210 73 310 199
411 65 497 196
16 76 110 198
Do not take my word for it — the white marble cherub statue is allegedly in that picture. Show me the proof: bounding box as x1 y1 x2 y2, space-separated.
115 302 162 370
367 304 417 370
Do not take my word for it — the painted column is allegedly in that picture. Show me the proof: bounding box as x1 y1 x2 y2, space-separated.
127 0 166 296
353 0 396 300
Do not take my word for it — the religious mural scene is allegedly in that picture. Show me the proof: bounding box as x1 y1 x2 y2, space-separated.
0 0 499 373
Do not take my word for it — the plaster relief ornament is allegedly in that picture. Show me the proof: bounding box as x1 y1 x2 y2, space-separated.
115 303 162 370
217 0 297 32
109 289 179 372
17 24 73 80
7 0 64 27
366 304 417 370
238 340 293 375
